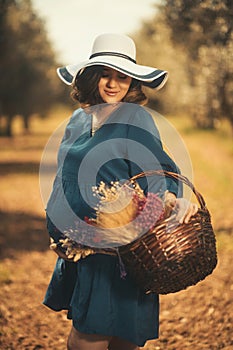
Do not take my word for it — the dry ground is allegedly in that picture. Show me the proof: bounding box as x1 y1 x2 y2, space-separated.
0 225 232 350
0 112 232 349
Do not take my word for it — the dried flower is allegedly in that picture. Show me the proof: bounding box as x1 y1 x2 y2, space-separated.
55 180 165 262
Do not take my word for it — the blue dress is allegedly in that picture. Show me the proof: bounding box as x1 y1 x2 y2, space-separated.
43 103 181 346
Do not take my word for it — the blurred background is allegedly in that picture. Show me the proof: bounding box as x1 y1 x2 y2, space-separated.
0 1 232 349
0 0 232 136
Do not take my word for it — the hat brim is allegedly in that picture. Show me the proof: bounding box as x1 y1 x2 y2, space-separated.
57 56 168 90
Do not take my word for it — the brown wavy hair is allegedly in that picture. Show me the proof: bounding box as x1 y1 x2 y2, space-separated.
71 65 148 108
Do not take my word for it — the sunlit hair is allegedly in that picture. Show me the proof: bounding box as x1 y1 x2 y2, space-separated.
71 65 148 107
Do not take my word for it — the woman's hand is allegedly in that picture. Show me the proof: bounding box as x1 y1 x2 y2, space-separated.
50 239 74 261
164 191 198 224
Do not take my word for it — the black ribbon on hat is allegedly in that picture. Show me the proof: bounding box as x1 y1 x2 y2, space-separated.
89 51 136 63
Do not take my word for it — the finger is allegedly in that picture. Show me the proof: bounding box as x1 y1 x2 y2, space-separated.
53 247 73 261
178 211 188 223
185 204 198 222
176 201 189 223
183 203 199 223
164 198 177 218
164 206 173 219
164 191 176 208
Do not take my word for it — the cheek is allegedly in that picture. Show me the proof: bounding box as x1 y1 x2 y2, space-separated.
98 77 106 87
121 81 132 94
98 81 104 96
124 79 132 90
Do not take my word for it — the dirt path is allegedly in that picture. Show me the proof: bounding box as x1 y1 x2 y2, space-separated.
0 118 232 349
0 242 232 350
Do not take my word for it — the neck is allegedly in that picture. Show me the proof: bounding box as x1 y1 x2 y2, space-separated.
91 103 121 136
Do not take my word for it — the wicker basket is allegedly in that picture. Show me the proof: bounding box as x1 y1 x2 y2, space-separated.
117 170 218 295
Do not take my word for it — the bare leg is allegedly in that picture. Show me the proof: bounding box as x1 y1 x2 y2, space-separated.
67 326 112 350
109 336 139 350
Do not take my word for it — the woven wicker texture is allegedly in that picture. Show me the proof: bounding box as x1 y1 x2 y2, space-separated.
118 170 218 294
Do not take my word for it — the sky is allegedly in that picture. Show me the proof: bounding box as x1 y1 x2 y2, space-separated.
31 0 157 64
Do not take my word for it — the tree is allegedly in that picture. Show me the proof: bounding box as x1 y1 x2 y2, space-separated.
133 12 192 115
0 0 63 136
133 0 233 129
161 0 233 129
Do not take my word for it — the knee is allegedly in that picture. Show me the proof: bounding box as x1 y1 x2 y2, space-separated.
67 328 77 350
67 337 74 350
108 337 139 350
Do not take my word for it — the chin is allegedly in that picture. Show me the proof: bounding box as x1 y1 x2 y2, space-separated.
104 98 121 104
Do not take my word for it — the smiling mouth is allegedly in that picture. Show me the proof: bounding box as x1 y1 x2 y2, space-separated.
105 91 119 96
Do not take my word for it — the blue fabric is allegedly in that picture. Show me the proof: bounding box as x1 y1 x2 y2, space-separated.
43 103 181 346
44 254 159 346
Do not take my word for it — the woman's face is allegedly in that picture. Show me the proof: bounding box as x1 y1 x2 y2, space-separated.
98 67 132 103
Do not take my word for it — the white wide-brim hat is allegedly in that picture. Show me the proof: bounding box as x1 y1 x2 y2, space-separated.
57 33 168 90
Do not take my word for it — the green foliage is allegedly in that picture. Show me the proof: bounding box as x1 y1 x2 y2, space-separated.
0 0 66 136
163 0 232 49
162 0 233 129
133 13 192 115
134 0 233 130
0 264 12 285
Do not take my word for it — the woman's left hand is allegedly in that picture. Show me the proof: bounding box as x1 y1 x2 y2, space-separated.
164 191 199 224
174 198 199 223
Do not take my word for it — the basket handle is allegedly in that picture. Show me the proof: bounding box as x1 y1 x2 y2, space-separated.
128 170 206 210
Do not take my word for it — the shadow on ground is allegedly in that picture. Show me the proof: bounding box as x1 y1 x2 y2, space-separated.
0 161 39 175
0 210 48 259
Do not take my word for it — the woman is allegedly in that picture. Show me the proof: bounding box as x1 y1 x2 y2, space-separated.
43 33 198 350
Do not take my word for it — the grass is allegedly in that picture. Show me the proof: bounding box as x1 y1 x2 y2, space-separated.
0 263 12 285
217 231 233 253
167 114 233 231
0 105 72 215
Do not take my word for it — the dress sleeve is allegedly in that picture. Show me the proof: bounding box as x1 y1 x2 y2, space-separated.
126 107 183 197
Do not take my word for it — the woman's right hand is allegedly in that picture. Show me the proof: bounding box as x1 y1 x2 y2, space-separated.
49 239 74 261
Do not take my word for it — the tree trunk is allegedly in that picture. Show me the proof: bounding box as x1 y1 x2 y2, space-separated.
6 114 14 137
23 114 30 133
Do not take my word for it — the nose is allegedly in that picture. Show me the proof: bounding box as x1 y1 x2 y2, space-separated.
106 76 117 88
